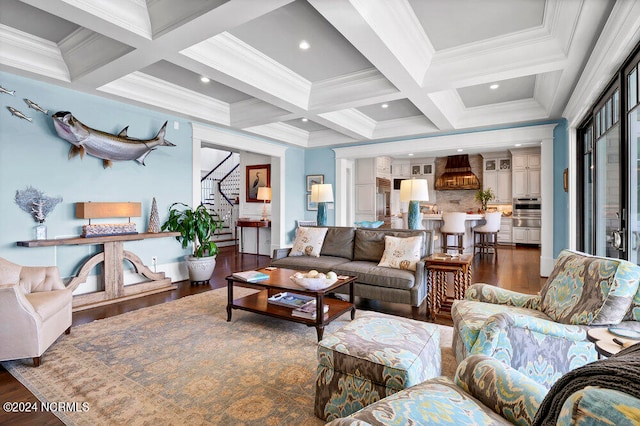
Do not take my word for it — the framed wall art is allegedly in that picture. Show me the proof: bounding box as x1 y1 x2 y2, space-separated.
306 174 324 192
246 164 270 202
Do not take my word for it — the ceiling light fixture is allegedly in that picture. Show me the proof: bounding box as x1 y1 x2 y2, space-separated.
381 103 389 108
457 148 463 152
515 143 522 147
489 83 500 90
200 76 210 83
299 40 310 50
301 118 308 122
408 153 414 156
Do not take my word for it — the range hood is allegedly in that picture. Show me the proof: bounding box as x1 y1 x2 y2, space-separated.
434 155 480 190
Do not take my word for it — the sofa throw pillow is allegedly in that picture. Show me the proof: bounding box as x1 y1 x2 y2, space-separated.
539 249 640 325
289 226 328 258
377 235 423 271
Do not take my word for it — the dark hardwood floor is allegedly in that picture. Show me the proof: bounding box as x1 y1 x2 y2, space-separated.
0 244 544 425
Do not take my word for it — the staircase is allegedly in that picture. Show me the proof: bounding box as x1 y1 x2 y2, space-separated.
201 152 240 248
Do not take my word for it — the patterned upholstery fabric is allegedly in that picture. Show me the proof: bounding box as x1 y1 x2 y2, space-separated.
539 249 640 325
325 354 547 426
315 311 441 421
451 298 551 363
557 387 640 425
377 235 423 271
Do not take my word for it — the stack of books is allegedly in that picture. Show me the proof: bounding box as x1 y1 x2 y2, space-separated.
231 270 270 283
292 299 329 319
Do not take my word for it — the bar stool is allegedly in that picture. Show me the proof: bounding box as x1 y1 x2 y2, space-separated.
440 212 466 254
473 211 501 256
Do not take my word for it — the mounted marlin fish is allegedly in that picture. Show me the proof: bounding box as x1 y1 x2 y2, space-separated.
52 111 175 168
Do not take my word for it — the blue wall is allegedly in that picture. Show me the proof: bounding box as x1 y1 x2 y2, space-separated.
553 120 569 257
0 72 192 277
304 148 336 225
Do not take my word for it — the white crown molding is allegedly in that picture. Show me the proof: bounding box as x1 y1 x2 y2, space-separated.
455 99 547 129
59 27 132 80
319 108 376 139
309 68 399 111
534 70 562 116
333 124 556 160
192 122 288 158
350 0 434 85
98 72 230 125
0 24 70 81
373 116 437 140
181 32 311 109
243 122 309 147
564 1 640 126
424 33 566 91
58 0 152 40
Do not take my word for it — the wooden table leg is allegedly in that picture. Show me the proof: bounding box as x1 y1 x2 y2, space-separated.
226 279 233 321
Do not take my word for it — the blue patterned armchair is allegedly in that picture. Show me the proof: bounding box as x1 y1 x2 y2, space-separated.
452 249 640 388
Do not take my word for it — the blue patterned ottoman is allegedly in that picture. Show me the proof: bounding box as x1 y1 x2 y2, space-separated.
314 311 441 421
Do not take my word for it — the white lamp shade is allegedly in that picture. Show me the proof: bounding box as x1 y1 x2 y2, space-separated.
257 187 272 201
400 179 429 202
311 184 334 203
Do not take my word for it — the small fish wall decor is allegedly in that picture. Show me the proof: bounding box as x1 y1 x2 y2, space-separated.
7 106 32 122
24 99 48 114
52 111 175 169
0 85 15 96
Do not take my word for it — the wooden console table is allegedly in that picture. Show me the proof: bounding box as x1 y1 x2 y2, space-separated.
236 219 270 255
17 232 180 311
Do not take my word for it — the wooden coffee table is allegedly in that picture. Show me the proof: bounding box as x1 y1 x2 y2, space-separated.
226 267 357 341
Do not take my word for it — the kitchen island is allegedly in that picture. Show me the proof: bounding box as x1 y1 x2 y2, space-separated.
421 213 485 254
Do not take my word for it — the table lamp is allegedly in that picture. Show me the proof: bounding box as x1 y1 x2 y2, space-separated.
400 179 429 229
311 184 333 226
257 187 272 221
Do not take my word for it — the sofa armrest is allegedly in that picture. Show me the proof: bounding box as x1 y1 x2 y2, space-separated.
555 387 640 425
466 283 541 309
455 354 547 426
272 248 291 261
470 312 596 388
0 282 40 322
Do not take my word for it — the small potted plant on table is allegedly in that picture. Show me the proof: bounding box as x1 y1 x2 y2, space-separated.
162 203 222 283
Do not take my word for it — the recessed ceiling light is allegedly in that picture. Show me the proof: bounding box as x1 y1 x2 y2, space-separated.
515 143 522 147
301 118 308 122
200 76 210 83
408 153 414 156
489 83 500 90
381 103 389 109
299 40 310 50
457 148 463 152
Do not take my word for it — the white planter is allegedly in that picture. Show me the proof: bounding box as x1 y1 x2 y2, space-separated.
185 255 216 283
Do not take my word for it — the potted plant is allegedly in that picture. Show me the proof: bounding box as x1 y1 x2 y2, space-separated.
475 188 495 211
161 202 223 283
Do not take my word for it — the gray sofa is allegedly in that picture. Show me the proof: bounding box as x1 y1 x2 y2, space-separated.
271 226 433 319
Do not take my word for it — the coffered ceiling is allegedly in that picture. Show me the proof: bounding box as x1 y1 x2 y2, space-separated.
0 0 615 149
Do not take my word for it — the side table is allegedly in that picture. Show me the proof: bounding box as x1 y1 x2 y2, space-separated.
236 219 270 255
587 327 640 358
425 253 473 320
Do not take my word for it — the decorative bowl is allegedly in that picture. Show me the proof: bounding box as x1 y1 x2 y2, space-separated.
290 276 338 290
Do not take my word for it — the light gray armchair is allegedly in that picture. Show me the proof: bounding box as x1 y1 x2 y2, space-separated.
0 257 72 366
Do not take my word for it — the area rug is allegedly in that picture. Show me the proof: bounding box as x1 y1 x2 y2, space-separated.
3 287 457 425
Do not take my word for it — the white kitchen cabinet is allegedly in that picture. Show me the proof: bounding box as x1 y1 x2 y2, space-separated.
511 150 541 198
512 227 541 245
482 155 511 203
355 158 376 221
392 161 411 177
376 156 391 179
497 217 512 244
